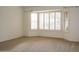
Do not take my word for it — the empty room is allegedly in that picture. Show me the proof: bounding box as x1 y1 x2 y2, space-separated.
0 6 79 52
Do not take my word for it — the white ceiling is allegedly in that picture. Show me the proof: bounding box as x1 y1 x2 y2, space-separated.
22 6 79 11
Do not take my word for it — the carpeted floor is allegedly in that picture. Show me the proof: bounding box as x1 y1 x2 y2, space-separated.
0 37 79 52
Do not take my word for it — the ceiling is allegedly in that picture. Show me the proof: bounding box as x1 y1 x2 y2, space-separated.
22 6 79 11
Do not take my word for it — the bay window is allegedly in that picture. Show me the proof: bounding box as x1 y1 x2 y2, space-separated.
31 10 61 31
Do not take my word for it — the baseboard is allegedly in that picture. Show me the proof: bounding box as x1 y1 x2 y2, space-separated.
24 36 79 42
65 39 79 43
23 36 41 38
23 36 68 41
1 35 79 43
0 36 24 43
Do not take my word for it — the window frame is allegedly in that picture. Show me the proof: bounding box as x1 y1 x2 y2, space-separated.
31 10 62 31
31 12 38 30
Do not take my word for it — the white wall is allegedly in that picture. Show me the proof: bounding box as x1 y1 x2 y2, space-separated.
65 7 79 42
0 7 23 42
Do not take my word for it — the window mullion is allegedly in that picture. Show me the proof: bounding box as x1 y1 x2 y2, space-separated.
60 11 62 31
38 13 39 30
54 12 56 30
43 13 45 30
49 12 50 30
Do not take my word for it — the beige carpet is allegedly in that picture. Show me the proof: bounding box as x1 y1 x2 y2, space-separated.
0 37 79 52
